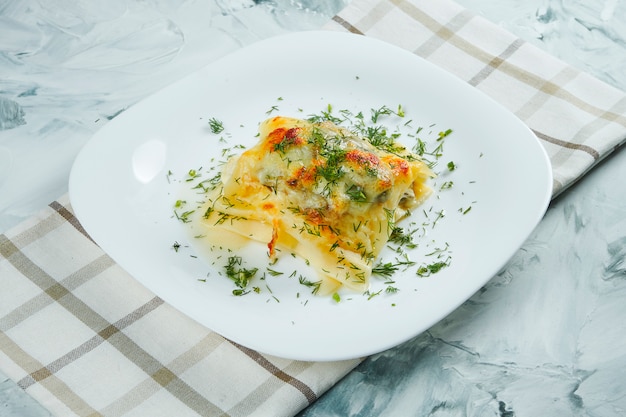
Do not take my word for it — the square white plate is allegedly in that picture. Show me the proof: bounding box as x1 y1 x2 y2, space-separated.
69 31 552 361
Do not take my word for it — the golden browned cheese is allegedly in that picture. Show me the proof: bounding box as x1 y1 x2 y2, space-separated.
200 116 433 293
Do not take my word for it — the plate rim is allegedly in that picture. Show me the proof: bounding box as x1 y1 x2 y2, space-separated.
69 30 553 361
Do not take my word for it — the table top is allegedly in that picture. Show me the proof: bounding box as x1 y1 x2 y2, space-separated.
1 0 625 416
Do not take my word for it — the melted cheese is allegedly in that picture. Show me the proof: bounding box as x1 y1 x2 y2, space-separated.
200 116 433 293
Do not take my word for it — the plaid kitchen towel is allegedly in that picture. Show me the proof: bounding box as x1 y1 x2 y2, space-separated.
3 0 626 416
325 0 626 196
0 195 360 417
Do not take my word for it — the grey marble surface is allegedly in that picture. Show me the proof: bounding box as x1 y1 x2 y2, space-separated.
0 0 349 233
1 0 626 416
300 1 626 414
299 142 626 416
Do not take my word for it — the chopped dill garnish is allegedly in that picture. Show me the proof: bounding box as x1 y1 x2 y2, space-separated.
440 181 454 190
186 168 201 181
174 209 195 223
365 289 382 300
346 184 367 202
225 256 258 293
266 105 279 115
372 257 416 277
208 117 225 134
385 286 399 294
416 260 450 277
298 276 322 294
389 226 415 247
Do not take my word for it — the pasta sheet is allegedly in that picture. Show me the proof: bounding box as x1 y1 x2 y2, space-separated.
200 116 433 293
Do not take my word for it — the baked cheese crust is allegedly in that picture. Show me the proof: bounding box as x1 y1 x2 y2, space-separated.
200 116 433 293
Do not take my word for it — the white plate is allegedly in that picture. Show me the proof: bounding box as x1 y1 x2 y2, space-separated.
69 31 552 361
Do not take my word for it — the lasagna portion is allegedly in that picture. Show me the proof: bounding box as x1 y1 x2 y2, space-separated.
200 116 433 294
